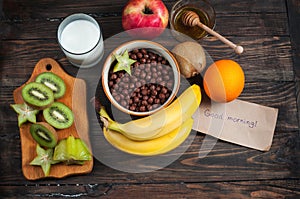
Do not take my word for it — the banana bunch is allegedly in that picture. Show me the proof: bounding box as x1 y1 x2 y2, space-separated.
100 84 201 156
103 118 194 156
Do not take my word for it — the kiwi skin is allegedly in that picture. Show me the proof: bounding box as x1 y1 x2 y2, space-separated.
30 122 58 148
35 72 66 99
171 41 206 78
43 102 74 129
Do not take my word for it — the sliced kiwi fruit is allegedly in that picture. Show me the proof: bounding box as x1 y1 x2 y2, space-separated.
30 122 58 148
35 72 66 99
22 82 54 109
43 102 74 129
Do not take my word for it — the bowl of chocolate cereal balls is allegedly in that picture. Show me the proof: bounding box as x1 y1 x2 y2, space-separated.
102 40 180 116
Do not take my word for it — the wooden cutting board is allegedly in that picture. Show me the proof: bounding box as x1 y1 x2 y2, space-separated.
13 58 93 180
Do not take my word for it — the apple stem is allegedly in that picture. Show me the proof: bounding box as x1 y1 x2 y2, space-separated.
143 6 153 14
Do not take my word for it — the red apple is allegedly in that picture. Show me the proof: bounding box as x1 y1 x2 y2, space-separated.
122 0 169 39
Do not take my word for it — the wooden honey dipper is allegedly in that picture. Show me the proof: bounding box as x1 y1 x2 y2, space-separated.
182 11 244 54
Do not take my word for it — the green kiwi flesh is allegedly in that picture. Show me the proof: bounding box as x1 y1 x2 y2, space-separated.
35 72 66 99
30 122 58 148
43 102 74 129
22 82 54 109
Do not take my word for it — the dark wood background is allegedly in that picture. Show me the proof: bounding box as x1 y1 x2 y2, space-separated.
1 0 299 198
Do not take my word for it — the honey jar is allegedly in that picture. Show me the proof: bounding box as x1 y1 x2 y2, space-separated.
170 0 216 41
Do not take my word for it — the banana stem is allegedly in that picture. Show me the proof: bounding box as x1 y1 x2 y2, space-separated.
100 116 109 128
99 107 112 128
106 122 122 132
99 107 122 132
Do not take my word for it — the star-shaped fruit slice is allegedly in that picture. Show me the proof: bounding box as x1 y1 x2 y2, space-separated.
53 135 92 165
10 103 39 126
30 144 59 176
113 50 136 75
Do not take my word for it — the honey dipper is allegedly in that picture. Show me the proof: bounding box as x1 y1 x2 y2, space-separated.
182 11 244 54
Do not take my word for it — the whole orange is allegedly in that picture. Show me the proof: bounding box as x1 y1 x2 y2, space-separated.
203 59 245 103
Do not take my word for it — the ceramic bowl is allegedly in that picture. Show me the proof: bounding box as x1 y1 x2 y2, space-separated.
102 40 180 116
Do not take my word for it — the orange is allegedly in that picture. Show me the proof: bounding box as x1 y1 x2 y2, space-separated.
203 59 245 103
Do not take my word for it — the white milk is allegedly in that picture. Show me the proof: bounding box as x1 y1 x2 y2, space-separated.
58 14 104 68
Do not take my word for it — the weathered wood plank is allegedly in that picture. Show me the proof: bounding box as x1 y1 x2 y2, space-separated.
86 179 300 198
1 179 299 198
287 0 300 81
0 16 123 40
286 0 300 169
214 13 289 36
0 12 289 40
0 35 294 82
210 0 287 13
296 80 300 128
1 0 126 20
200 36 294 81
3 80 297 131
1 0 286 21
0 0 289 42
1 121 298 184
0 0 298 196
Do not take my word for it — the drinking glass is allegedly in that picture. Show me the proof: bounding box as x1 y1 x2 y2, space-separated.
57 13 104 68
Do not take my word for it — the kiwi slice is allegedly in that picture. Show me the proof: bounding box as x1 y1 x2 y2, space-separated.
22 82 54 109
43 102 74 129
35 72 66 99
30 122 58 148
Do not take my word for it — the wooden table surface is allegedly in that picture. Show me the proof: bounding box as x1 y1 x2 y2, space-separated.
1 0 299 198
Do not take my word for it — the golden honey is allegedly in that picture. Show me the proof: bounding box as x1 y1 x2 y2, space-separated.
172 6 211 40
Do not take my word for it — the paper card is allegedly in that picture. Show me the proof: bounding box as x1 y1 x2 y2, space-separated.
192 99 278 151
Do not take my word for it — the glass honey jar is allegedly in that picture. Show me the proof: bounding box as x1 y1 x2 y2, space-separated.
170 0 216 41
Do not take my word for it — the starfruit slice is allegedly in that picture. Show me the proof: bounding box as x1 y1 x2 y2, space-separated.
53 136 92 165
30 144 59 176
113 50 136 75
10 103 39 126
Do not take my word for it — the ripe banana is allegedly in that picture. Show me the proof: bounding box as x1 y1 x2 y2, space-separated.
100 84 201 141
103 118 194 156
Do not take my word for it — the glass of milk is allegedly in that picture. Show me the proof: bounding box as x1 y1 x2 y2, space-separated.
57 13 104 68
